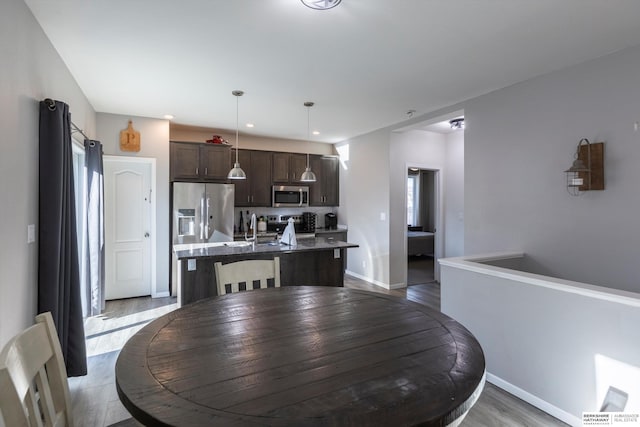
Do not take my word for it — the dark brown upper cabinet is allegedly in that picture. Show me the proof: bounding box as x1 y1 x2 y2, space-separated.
272 152 308 184
170 141 230 182
233 149 272 207
309 155 339 206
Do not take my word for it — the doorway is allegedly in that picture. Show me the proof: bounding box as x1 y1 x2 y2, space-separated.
406 168 438 285
103 156 155 300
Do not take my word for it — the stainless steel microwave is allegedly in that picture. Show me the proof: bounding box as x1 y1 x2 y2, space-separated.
272 185 309 208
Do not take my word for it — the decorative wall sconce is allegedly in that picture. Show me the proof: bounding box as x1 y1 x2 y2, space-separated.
564 138 605 196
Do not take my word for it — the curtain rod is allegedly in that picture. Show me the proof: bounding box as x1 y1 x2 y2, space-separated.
43 98 91 142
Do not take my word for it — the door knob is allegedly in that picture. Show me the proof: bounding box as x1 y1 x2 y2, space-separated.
144 232 150 238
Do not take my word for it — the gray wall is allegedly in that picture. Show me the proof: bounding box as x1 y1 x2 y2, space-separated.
0 0 96 347
96 113 171 295
338 127 464 287
464 44 640 293
441 258 640 423
444 131 465 257
390 130 447 285
338 128 391 285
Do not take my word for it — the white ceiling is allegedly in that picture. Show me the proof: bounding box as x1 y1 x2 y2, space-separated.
24 0 640 143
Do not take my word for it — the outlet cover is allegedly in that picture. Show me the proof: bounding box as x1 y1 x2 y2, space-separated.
27 224 35 243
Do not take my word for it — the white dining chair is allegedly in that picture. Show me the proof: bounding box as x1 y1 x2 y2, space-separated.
0 312 74 427
214 257 280 295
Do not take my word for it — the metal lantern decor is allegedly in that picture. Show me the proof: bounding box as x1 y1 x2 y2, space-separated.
564 138 605 196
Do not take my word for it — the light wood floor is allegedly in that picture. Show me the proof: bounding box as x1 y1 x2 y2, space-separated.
70 277 568 427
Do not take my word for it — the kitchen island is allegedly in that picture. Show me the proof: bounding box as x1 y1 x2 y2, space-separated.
174 237 358 306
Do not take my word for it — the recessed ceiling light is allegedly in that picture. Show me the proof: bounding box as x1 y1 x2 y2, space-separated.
312 131 320 135
301 0 341 10
163 114 174 120
246 123 254 128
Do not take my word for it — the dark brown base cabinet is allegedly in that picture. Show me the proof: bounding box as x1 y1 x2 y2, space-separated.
176 244 355 306
170 141 230 181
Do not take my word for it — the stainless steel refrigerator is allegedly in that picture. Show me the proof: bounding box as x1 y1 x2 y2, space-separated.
171 182 234 294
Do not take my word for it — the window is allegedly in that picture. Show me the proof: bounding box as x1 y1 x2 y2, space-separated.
71 140 87 310
407 173 419 226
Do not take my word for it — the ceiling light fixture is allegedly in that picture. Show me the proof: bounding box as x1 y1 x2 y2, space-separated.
246 123 254 128
227 90 247 180
449 118 465 129
300 102 317 182
301 0 341 10
163 114 174 120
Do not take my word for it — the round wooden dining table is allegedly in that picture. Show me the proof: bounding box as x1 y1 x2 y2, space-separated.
116 286 485 426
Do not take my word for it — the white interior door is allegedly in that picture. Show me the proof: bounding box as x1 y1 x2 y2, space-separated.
104 158 152 299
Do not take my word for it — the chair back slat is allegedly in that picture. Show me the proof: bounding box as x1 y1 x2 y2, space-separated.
215 257 280 295
0 312 74 427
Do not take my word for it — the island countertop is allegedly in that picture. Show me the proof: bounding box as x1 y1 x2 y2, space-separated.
174 237 358 306
174 236 358 260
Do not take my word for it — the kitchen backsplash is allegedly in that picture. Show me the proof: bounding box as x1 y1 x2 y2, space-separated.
234 206 336 232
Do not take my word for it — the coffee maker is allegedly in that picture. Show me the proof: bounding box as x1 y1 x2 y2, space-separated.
325 213 337 230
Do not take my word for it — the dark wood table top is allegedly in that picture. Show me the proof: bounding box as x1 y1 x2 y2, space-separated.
116 286 485 426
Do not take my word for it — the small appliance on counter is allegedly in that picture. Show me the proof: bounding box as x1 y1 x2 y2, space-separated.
325 213 337 230
302 212 316 232
257 216 267 232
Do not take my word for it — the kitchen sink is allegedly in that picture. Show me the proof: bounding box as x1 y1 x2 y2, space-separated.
224 241 253 247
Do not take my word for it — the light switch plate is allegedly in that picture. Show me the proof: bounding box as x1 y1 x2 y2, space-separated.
187 259 196 271
27 224 35 243
334 248 340 259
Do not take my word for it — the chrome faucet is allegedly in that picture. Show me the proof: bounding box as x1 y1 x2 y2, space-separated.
245 213 257 247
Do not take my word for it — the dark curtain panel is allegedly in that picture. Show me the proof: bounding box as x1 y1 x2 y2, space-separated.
38 99 87 377
84 139 105 316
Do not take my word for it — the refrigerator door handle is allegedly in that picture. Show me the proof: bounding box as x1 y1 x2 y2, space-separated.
205 196 211 240
200 197 205 240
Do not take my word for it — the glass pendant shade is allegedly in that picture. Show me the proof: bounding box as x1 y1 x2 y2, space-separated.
228 90 247 180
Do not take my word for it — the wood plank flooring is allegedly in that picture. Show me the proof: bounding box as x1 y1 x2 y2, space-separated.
70 277 568 427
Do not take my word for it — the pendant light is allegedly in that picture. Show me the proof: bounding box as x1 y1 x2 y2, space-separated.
300 101 317 182
228 90 247 180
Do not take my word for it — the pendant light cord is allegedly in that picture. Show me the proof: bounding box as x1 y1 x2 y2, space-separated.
235 94 239 164
306 106 311 168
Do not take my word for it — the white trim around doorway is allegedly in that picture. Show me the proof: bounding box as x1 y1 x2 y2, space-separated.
403 164 443 284
104 155 165 298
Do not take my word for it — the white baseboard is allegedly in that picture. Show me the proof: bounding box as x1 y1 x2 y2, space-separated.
388 282 406 290
153 291 170 298
486 373 581 427
345 271 399 289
